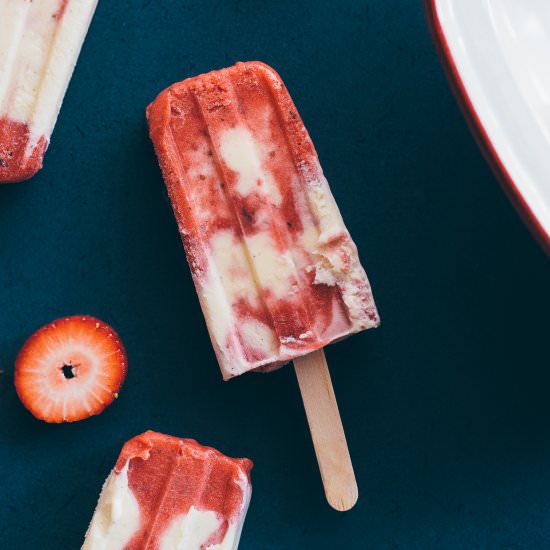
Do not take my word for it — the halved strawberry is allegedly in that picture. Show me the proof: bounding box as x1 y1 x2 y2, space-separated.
14 316 127 423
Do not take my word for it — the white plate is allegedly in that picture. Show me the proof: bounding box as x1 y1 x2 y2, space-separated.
426 0 550 253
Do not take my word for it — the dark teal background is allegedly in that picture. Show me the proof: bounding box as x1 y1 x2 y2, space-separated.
1 1 549 548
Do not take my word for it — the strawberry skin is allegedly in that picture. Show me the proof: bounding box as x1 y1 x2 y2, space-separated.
14 316 127 423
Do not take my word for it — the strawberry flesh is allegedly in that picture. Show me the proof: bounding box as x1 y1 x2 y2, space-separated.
14 316 127 423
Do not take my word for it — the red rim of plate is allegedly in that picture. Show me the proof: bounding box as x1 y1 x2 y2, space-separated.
424 0 550 256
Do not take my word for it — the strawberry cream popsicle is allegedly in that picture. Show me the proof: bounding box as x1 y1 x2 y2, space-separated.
147 61 379 381
147 62 379 511
82 431 253 550
0 0 97 182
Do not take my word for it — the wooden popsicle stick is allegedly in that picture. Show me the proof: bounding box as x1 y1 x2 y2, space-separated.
294 348 358 511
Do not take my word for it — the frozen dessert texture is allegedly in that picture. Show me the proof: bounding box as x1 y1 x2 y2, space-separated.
0 0 97 182
82 431 253 550
147 61 379 379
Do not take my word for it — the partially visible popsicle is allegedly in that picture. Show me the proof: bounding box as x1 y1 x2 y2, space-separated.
82 431 253 550
0 0 97 183
147 61 379 511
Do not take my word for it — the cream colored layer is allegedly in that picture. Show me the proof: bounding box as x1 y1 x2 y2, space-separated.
81 461 139 550
304 174 376 332
0 0 97 150
200 227 295 379
220 127 282 205
199 230 259 377
160 471 252 550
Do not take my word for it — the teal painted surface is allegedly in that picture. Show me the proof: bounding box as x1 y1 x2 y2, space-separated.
0 1 549 548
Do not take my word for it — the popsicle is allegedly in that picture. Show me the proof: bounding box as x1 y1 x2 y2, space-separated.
147 61 379 510
0 0 97 183
82 431 253 550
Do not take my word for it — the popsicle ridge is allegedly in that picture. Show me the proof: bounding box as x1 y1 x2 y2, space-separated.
191 76 319 360
147 61 379 379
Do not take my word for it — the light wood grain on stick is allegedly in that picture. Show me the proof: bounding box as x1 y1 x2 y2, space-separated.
294 348 358 511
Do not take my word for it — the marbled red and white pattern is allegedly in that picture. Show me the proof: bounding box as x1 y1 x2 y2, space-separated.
0 0 97 182
147 62 379 379
83 431 252 550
